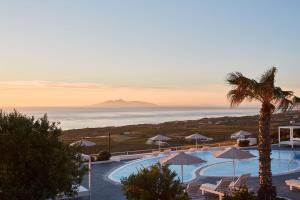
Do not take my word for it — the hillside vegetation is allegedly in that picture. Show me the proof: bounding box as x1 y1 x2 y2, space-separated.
61 111 300 154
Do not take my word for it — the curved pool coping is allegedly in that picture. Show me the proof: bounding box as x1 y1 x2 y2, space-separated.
107 149 300 183
198 158 300 178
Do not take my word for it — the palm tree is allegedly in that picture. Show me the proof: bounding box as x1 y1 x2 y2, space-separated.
226 67 300 199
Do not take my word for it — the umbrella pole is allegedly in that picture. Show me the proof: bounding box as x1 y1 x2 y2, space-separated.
89 156 91 200
196 138 198 150
159 140 161 151
232 159 235 186
181 165 183 183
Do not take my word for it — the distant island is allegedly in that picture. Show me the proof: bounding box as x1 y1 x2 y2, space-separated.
90 99 158 108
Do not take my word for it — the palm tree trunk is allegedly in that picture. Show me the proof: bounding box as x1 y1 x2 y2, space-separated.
257 103 276 200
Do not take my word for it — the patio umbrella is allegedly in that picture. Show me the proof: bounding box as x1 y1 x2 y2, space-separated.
154 141 169 146
148 134 171 151
230 130 252 139
160 152 206 183
213 147 255 185
185 133 213 150
70 139 96 147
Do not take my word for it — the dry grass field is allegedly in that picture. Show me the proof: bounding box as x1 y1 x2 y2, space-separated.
61 111 300 154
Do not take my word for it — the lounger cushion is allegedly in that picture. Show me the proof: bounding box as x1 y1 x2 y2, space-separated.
200 183 217 191
286 179 300 187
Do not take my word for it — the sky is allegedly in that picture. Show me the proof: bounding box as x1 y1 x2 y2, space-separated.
1 0 300 107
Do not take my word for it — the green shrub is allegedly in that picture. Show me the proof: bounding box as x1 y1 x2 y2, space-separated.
238 140 250 147
0 111 86 200
121 164 189 200
97 151 111 161
224 186 255 200
224 186 284 200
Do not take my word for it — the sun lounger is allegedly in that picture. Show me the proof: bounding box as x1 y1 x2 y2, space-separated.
163 149 171 155
285 179 300 191
151 151 161 156
186 182 202 199
200 178 232 200
188 147 197 152
229 173 251 190
201 146 211 151
58 185 89 199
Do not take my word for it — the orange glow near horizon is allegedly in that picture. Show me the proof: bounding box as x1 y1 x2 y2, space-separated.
0 81 231 107
1 81 299 107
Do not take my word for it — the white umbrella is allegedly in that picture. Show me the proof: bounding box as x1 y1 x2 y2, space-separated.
149 134 171 141
154 141 169 146
70 140 96 147
213 147 255 185
185 133 213 150
160 152 206 182
148 134 171 151
80 153 92 200
231 130 252 139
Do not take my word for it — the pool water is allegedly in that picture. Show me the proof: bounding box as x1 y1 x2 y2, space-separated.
108 150 300 183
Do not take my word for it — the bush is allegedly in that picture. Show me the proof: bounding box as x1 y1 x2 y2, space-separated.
0 111 86 200
238 139 250 147
224 186 284 200
97 151 111 161
224 186 255 200
121 164 189 200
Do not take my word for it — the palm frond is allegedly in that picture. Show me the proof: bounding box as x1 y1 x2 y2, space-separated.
259 67 277 85
226 72 257 90
292 96 300 109
277 98 293 112
273 87 293 103
227 89 255 107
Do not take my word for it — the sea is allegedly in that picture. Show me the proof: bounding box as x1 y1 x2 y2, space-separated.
1 107 259 130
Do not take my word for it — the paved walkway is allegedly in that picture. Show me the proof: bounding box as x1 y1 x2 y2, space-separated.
79 146 300 200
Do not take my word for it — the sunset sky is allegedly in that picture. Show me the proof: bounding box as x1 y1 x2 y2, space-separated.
1 1 300 107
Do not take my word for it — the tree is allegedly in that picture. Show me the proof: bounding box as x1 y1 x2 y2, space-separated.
121 164 189 200
226 67 300 199
0 111 86 200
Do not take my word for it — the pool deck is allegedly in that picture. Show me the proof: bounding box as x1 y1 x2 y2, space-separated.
78 145 300 200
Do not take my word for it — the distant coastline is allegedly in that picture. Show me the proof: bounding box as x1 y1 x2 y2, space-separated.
90 99 158 108
1 106 259 130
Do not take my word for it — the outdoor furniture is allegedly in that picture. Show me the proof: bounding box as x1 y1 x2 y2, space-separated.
285 179 300 191
58 185 89 199
201 146 211 151
151 150 161 156
229 173 251 190
188 147 197 152
186 182 202 199
248 138 257 146
278 126 300 148
200 178 232 200
163 149 171 155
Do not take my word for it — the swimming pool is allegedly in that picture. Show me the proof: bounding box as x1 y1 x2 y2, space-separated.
108 150 300 183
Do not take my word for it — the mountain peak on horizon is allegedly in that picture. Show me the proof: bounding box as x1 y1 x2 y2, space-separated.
91 99 158 108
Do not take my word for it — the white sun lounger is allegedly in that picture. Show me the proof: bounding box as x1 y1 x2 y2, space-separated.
163 149 171 155
285 179 300 191
58 185 89 199
200 178 232 200
229 173 251 190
